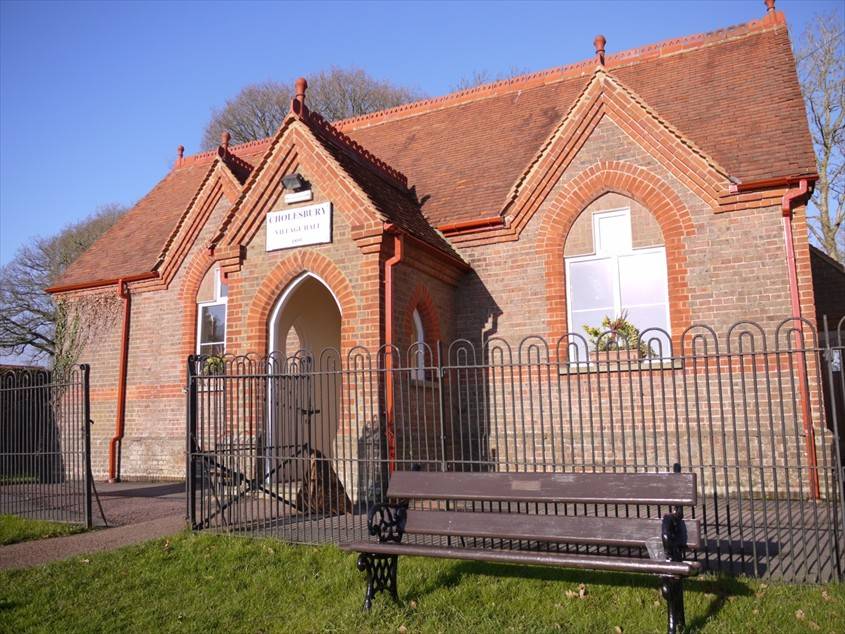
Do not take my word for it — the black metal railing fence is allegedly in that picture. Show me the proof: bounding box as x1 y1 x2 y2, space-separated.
187 318 845 582
0 364 93 527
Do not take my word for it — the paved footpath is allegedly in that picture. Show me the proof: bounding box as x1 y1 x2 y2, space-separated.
0 514 185 570
1 481 186 571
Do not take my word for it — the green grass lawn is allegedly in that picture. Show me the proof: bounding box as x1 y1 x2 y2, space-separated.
0 514 86 546
0 532 842 633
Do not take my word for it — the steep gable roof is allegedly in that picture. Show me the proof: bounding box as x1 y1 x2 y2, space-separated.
209 110 460 264
53 143 270 289
304 110 459 257
51 9 816 291
337 11 816 227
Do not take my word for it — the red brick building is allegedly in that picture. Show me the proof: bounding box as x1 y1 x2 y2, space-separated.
48 6 836 481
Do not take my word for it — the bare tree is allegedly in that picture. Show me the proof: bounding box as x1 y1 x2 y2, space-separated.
450 66 527 91
797 11 845 263
202 81 292 151
201 68 422 150
0 203 126 364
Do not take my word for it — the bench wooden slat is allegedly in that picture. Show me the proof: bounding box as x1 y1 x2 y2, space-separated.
340 541 700 577
404 510 701 549
388 471 697 506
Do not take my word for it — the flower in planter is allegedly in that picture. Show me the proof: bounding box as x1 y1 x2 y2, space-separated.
582 311 654 358
202 354 226 375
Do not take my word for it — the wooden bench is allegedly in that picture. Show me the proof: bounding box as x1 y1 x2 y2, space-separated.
341 465 700 634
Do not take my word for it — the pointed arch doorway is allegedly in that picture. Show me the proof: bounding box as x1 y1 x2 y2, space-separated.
268 272 342 463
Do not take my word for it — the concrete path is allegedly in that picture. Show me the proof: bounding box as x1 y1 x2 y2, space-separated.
1 481 186 571
94 481 185 526
0 514 185 570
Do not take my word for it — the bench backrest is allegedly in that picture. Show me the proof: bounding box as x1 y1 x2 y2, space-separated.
387 471 697 506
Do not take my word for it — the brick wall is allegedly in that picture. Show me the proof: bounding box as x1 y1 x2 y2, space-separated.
60 110 822 491
65 122 466 483
452 116 814 348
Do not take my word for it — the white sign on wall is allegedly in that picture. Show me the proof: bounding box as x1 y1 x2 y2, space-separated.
266 201 332 251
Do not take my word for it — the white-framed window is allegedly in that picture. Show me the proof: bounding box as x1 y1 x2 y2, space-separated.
565 208 671 361
196 269 228 357
412 308 426 381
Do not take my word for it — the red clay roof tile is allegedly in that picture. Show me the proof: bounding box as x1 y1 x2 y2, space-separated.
54 144 268 288
53 11 816 289
339 17 815 226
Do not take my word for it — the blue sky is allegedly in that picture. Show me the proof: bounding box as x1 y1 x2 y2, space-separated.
0 0 840 265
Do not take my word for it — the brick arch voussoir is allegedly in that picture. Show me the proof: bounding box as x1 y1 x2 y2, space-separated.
541 162 694 346
402 284 442 361
245 251 357 354
179 249 222 360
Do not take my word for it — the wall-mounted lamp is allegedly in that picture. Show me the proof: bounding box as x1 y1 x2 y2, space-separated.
282 172 308 191
282 172 313 204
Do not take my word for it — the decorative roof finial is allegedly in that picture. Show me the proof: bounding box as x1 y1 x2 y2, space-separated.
594 35 607 66
177 145 184 164
764 0 776 13
221 131 231 152
291 77 308 116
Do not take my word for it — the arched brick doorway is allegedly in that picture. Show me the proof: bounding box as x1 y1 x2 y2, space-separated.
267 272 342 463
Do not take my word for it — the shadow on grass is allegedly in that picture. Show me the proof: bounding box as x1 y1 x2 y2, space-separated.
403 560 753 627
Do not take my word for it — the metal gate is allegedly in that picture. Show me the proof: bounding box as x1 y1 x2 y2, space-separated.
0 365 94 528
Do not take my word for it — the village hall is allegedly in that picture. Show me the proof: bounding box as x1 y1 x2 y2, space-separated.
46 2 842 484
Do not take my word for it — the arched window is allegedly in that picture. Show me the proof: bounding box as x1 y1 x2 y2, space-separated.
565 203 670 360
196 266 227 356
412 308 426 381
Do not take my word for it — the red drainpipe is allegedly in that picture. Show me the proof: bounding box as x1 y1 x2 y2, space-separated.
781 179 820 498
108 278 131 482
383 226 404 474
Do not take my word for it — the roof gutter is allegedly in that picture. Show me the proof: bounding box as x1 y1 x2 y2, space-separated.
437 215 505 235
108 278 132 482
780 178 820 499
384 225 470 272
729 174 819 193
46 272 159 295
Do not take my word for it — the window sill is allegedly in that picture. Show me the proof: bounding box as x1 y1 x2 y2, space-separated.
559 358 683 374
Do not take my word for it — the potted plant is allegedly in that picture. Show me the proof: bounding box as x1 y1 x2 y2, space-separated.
202 354 226 376
582 311 653 367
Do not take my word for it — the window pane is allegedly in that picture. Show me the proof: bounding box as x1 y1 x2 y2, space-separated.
595 212 631 255
200 304 226 344
200 343 224 357
619 250 668 306
567 259 615 312
571 308 614 334
412 309 424 344
625 305 670 356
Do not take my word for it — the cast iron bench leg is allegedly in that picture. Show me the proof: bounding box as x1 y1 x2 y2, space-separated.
660 576 685 634
357 553 399 610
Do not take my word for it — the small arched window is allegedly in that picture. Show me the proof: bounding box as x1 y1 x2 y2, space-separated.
196 266 228 356
412 308 426 381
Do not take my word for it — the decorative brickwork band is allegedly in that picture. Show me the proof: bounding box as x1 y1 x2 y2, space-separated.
402 284 442 355
244 250 358 354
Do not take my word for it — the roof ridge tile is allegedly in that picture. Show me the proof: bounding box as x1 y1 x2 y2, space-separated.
179 137 274 168
305 110 409 191
334 11 787 132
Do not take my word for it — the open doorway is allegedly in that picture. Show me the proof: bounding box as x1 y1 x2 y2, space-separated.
266 272 349 515
267 272 342 461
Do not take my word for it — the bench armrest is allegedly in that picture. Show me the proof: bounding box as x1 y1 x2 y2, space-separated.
367 502 408 543
661 510 688 562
